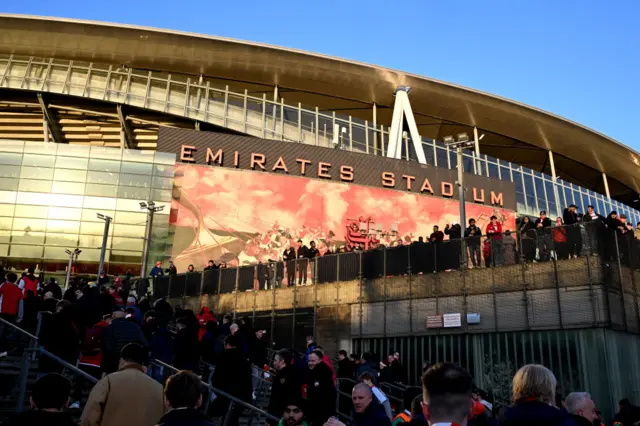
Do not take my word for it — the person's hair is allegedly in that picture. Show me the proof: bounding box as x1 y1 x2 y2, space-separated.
359 372 376 384
224 334 239 348
587 205 594 209
512 364 556 404
338 350 348 357
362 352 372 362
28 267 35 274
490 215 497 220
164 370 204 409
276 349 294 365
283 396 307 415
620 398 631 407
421 362 473 423
411 394 424 417
565 392 592 414
31 373 71 410
120 343 148 365
315 345 324 354
5 272 17 283
310 350 324 360
208 259 214 263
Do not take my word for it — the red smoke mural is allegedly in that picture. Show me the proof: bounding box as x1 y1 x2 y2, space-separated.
169 165 516 271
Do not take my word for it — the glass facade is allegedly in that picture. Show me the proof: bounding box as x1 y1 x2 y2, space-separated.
0 141 174 274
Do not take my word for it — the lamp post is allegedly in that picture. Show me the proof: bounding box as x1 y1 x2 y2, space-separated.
444 133 475 267
96 213 112 277
64 248 81 290
140 201 164 277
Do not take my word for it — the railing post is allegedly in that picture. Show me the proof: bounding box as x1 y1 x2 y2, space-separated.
215 269 223 318
199 271 205 310
16 350 31 412
383 247 388 340
262 93 267 138
358 251 364 345
365 120 370 154
315 106 319 146
223 85 229 128
243 89 248 133
292 272 298 348
408 244 413 335
348 116 353 151
270 277 276 345
168 273 173 301
233 267 240 321
336 253 340 282
280 98 284 141
297 102 302 142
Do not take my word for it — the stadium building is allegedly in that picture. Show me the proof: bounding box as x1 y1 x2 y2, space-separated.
2 14 640 418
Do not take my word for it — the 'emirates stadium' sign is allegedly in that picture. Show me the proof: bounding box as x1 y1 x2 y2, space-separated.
157 128 516 210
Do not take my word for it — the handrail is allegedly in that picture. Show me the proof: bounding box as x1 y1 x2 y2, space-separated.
27 347 99 384
0 315 38 341
151 358 279 422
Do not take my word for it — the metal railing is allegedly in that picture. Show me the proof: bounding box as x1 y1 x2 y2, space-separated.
150 358 278 426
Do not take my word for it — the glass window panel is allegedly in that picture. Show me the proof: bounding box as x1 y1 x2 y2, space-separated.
45 220 80 234
151 176 173 189
78 235 112 249
119 173 151 188
52 181 86 195
113 224 146 238
88 159 121 173
109 250 141 263
422 141 436 166
0 204 15 217
111 237 144 251
522 173 537 213
45 233 79 246
87 171 119 185
116 198 148 212
90 146 123 161
153 165 175 178
81 209 115 222
534 177 548 213
84 183 118 197
48 207 82 221
120 161 153 175
117 186 150 200
12 218 47 232
595 194 606 216
15 205 47 219
18 179 52 193
0 178 18 191
500 166 511 182
22 154 55 168
123 149 155 164
489 161 500 179
54 156 89 170
154 152 177 165
83 196 116 210
53 169 87 182
81 221 108 235
49 193 84 208
0 190 18 204
23 141 57 155
435 147 448 169
0 140 25 153
449 150 458 169
0 230 9 243
462 153 474 174
0 152 23 166
0 244 7 257
55 144 90 158
0 217 14 230
151 189 172 202
0 165 21 178
544 179 559 218
20 166 54 180
10 245 43 259
44 246 73 260
11 231 45 245
151 226 169 239
114 211 147 225
16 192 50 206
77 248 102 262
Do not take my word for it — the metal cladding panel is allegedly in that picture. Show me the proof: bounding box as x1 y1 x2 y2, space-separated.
157 127 517 210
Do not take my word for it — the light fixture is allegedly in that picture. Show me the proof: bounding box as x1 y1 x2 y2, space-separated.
65 249 73 256
479 134 485 141
140 202 147 208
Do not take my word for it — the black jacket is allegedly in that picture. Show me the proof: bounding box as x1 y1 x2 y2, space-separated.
337 358 355 379
156 408 216 426
307 247 320 259
101 317 148 374
582 212 604 223
351 398 392 426
297 246 309 259
569 414 593 426
303 362 336 425
268 365 302 425
43 281 63 300
534 217 553 233
444 224 462 240
211 347 253 403
464 225 482 243
250 335 268 367
563 208 579 226
501 401 577 426
38 311 80 372
284 248 296 262
614 404 640 426
1 410 77 426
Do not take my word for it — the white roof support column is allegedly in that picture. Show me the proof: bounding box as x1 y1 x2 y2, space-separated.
603 172 611 199
385 86 427 164
548 150 562 215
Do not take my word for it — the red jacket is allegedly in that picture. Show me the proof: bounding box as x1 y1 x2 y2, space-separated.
485 222 503 241
0 282 23 316
20 275 39 299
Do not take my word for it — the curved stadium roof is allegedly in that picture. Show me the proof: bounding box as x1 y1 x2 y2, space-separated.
0 14 638 204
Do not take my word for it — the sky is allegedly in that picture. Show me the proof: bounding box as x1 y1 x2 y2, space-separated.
4 1 639 149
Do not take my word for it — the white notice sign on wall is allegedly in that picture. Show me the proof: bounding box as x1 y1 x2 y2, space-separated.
443 313 462 328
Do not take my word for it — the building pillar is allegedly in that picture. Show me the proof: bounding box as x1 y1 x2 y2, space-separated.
602 172 611 199
548 150 562 215
473 127 481 175
43 119 49 143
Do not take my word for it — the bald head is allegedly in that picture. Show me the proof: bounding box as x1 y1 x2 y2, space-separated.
352 383 373 414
